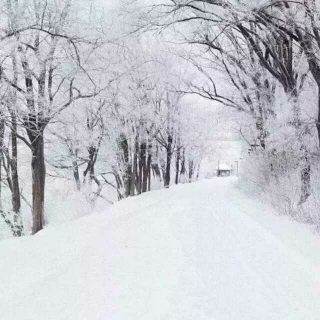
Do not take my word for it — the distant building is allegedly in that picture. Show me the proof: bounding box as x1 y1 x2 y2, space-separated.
217 164 232 177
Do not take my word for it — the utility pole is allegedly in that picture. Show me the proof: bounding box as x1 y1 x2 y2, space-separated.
235 160 239 176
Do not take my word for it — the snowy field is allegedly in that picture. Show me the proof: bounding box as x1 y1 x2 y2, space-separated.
1 178 320 320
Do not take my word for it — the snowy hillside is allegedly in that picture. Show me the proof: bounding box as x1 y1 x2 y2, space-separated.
1 178 320 320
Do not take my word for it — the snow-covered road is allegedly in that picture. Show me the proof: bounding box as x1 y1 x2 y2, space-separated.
1 178 320 320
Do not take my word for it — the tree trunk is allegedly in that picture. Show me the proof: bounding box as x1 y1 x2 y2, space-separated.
317 89 320 146
10 114 21 212
126 165 132 197
175 147 180 184
188 159 194 183
0 112 4 208
119 134 131 197
69 148 81 191
164 134 173 188
180 148 186 183
8 52 22 233
299 146 311 205
25 114 47 235
73 159 81 191
151 145 162 181
196 162 201 180
147 154 152 192
152 163 161 180
10 112 23 236
137 141 146 195
83 146 97 184
112 169 124 200
141 142 148 193
130 140 138 196
291 94 311 205
31 133 46 235
145 141 152 192
0 113 23 236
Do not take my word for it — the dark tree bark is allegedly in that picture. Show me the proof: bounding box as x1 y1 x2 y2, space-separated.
164 134 173 188
10 111 23 236
119 134 131 197
147 153 152 192
0 113 23 236
112 169 124 200
83 144 103 205
72 158 81 191
6 53 23 235
188 159 194 183
25 115 47 235
152 163 161 179
137 141 146 195
83 146 98 184
175 146 180 185
151 145 162 181
317 91 320 145
144 141 152 193
299 146 311 205
196 163 201 180
131 137 138 196
180 148 186 183
67 146 81 191
0 112 4 208
31 135 45 234
10 111 21 214
141 142 148 193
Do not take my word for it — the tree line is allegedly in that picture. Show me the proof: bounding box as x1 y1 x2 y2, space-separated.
0 0 212 237
142 0 320 223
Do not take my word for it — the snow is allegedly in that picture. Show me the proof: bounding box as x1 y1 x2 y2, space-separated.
217 163 232 170
1 178 320 319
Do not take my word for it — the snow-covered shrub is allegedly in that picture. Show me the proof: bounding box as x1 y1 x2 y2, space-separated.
240 148 300 217
299 161 320 228
239 127 320 230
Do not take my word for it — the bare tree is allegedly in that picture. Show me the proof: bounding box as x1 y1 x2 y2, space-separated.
0 0 98 234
